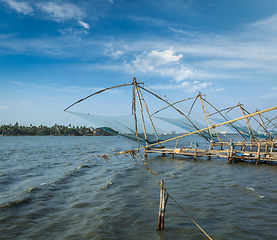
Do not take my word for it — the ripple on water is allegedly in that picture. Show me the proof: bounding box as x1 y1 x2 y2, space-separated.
1 136 277 240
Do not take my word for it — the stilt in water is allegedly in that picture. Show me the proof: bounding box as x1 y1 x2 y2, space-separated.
256 142 261 165
194 142 198 161
157 180 168 230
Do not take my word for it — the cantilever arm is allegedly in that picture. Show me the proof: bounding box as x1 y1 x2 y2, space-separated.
151 96 197 116
64 83 133 111
138 85 210 142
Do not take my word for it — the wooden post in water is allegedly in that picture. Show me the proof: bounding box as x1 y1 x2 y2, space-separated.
230 139 234 163
227 139 234 163
194 142 198 161
227 148 230 163
157 180 168 230
271 141 274 153
256 142 261 165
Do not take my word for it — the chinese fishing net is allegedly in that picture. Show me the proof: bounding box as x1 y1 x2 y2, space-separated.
67 111 173 145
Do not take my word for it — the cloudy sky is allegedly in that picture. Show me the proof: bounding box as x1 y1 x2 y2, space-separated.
1 0 277 126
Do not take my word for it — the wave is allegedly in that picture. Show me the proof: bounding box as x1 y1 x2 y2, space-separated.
167 171 181 178
0 161 97 210
246 187 265 199
0 195 31 209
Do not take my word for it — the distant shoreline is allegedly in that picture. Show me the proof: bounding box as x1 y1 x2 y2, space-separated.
0 123 118 137
0 135 113 137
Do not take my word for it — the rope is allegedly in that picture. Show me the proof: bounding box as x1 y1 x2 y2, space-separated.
73 142 213 238
85 106 277 158
139 153 213 239
73 105 277 239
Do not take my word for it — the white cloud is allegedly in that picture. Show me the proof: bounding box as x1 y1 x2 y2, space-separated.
55 86 99 93
111 50 124 59
59 27 89 35
150 84 183 90
128 16 168 28
0 34 13 40
196 59 276 71
19 100 32 106
258 93 277 99
174 65 194 82
58 27 74 35
87 63 126 72
130 49 183 72
211 88 224 92
2 0 34 15
0 105 10 110
2 1 90 31
185 82 212 94
9 80 22 84
124 49 197 82
150 81 211 94
181 81 190 87
249 14 277 31
104 38 125 59
78 20 90 29
258 86 277 99
169 27 195 37
37 2 83 22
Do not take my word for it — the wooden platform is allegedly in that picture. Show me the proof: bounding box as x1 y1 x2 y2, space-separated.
145 140 277 164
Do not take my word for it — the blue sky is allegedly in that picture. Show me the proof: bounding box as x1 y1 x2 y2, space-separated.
1 0 277 127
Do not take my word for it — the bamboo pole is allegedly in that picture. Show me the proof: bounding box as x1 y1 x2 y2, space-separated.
238 103 256 142
256 109 270 139
256 142 261 165
64 83 134 111
151 96 197 116
227 148 230 163
135 82 148 146
175 138 179 149
139 85 210 142
229 139 234 163
241 108 269 138
194 142 198 161
203 98 247 141
199 93 222 142
263 116 277 132
132 77 140 148
199 93 213 140
157 180 168 230
90 105 277 159
137 86 161 146
188 93 200 116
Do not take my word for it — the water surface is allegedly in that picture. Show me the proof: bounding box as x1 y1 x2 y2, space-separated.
1 136 277 239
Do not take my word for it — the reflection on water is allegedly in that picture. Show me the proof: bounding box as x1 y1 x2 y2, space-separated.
0 136 277 240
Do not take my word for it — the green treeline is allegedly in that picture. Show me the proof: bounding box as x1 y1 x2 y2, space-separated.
0 122 119 136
